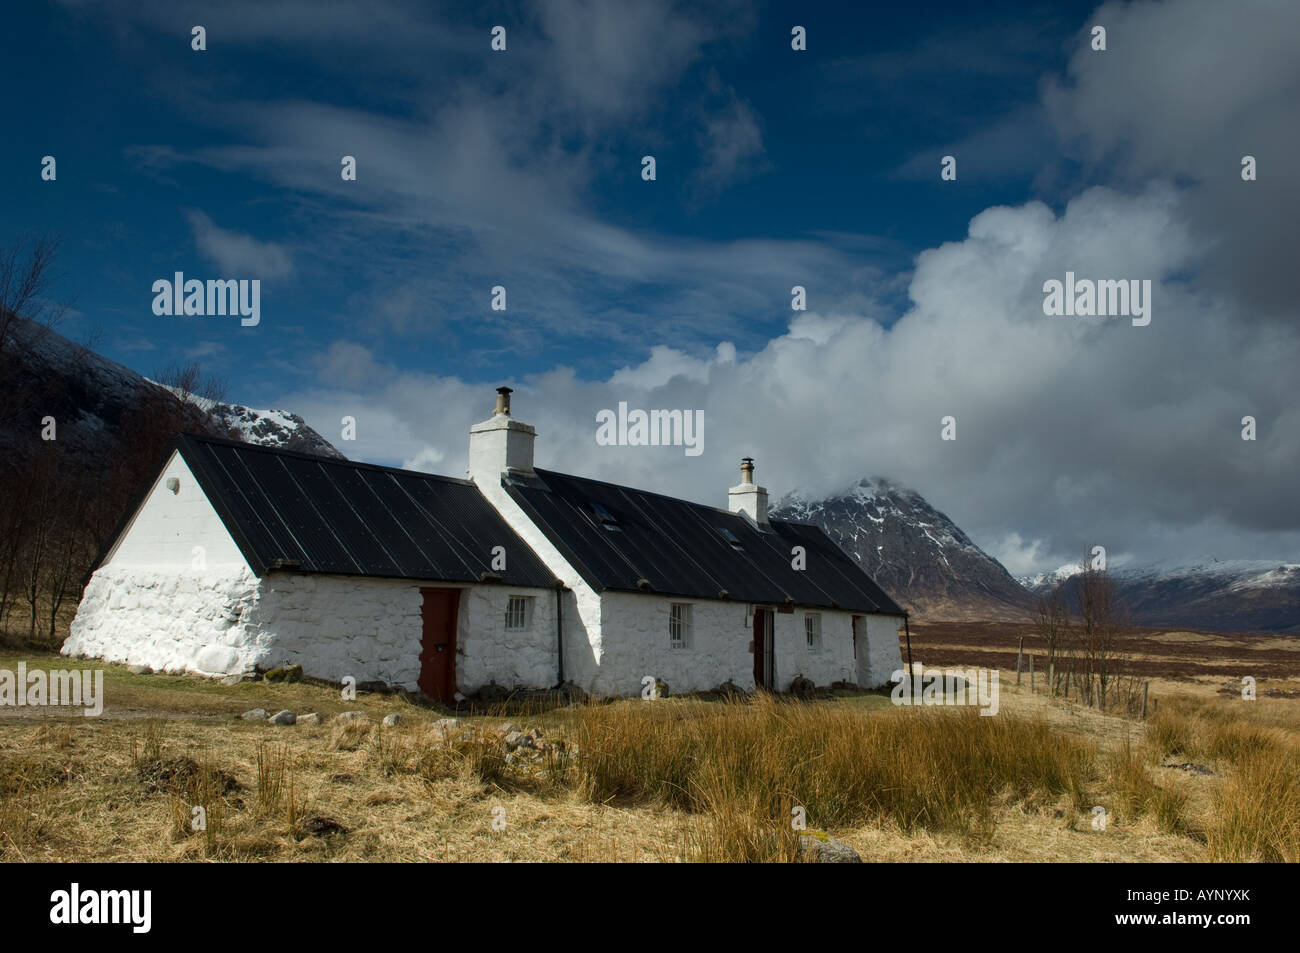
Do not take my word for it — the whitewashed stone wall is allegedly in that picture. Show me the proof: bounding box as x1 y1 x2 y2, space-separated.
249 574 424 688
774 609 856 688
595 592 751 696
592 593 902 694
454 584 560 692
467 470 603 691
856 614 906 688
68 570 563 692
64 565 263 675
254 575 561 692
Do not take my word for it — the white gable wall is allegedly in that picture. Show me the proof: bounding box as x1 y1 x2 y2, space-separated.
104 451 250 571
468 474 604 691
65 451 261 675
65 449 569 690
855 614 906 688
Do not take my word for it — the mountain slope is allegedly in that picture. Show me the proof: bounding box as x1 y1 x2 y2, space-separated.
1023 560 1300 634
772 478 1036 621
0 313 343 463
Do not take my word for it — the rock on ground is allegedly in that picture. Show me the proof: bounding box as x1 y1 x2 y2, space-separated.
797 831 862 863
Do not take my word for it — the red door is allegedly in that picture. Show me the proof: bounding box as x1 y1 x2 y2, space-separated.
419 588 461 702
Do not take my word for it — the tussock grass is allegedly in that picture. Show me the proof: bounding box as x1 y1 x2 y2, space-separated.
1105 739 1188 834
1144 695 1299 859
1206 748 1300 861
2 655 1296 863
575 694 1095 858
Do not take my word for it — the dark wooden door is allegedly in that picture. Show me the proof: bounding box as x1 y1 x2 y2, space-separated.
419 588 461 702
753 608 774 690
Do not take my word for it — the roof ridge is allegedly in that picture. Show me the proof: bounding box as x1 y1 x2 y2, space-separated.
531 466 821 531
178 431 475 487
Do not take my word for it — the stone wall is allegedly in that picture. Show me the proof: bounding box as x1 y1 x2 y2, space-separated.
63 565 263 675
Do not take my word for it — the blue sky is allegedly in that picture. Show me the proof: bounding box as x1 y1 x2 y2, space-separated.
7 0 1091 379
5 0 1299 575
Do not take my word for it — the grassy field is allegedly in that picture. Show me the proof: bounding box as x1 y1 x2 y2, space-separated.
2 646 1296 862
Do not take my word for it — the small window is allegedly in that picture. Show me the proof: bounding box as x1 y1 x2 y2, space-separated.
717 527 744 551
590 502 622 532
669 603 692 649
505 595 534 631
805 612 822 651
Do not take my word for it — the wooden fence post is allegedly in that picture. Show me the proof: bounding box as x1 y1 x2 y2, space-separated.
1142 681 1150 720
1016 638 1023 687
1049 662 1055 697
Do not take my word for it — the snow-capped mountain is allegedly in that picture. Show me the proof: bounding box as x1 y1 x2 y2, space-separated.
1022 559 1300 633
0 312 343 462
152 384 344 459
771 478 1036 621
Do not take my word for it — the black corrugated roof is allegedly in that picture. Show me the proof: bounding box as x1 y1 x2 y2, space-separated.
174 434 560 588
504 468 905 615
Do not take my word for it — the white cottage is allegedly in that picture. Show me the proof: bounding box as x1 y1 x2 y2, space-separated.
64 388 906 700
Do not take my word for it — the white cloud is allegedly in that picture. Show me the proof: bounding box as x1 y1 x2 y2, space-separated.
277 182 1300 574
186 211 294 279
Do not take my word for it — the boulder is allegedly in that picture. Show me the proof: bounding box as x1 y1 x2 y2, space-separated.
297 712 322 726
797 831 862 863
264 664 303 683
789 675 816 698
336 711 369 724
127 664 149 675
268 709 297 726
432 717 461 732
714 680 747 699
476 682 509 704
382 713 403 727
240 708 268 721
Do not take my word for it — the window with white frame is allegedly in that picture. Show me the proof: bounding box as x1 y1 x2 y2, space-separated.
669 603 692 649
805 612 822 651
505 595 534 631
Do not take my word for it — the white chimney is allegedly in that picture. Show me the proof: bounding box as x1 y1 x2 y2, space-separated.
468 386 536 484
728 457 769 527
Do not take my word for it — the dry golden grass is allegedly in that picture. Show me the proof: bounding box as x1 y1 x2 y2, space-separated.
1 652 1297 862
575 694 1095 858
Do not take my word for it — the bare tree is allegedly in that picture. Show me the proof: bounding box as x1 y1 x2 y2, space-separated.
0 235 73 428
1037 583 1071 696
1072 557 1138 712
